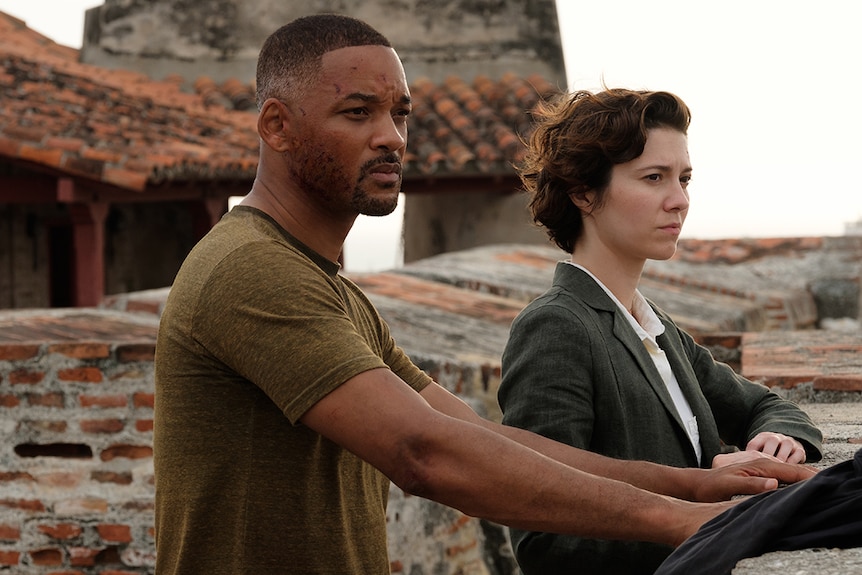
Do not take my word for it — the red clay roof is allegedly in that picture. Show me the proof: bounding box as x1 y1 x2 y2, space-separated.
0 10 561 194
0 11 259 193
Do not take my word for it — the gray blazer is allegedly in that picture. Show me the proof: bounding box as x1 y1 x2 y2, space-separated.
498 263 823 575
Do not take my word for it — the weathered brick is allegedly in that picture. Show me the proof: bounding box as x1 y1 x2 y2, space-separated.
0 471 35 483
96 524 132 543
9 369 46 385
38 523 83 540
58 367 103 383
54 498 108 515
48 343 111 359
132 392 154 409
117 344 156 362
27 393 65 408
99 444 152 461
79 394 127 408
91 471 132 485
94 545 122 564
80 419 125 434
0 549 20 566
135 419 154 432
30 547 63 566
0 499 45 512
0 523 20 541
0 344 40 361
68 546 101 566
21 420 68 433
813 375 862 392
109 368 147 381
0 394 21 408
35 472 84 489
121 500 154 512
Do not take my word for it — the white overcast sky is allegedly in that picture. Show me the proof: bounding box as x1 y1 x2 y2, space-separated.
1 0 861 270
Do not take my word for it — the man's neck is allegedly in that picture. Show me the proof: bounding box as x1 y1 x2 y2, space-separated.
241 179 354 265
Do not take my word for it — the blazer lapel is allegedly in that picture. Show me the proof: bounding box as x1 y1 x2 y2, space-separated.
558 264 687 428
656 320 721 458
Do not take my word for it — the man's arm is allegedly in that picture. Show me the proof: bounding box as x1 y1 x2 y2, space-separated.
421 381 814 502
301 370 812 546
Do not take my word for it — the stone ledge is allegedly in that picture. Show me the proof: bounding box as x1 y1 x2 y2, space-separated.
733 547 862 574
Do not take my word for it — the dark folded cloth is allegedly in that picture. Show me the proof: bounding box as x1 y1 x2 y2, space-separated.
656 448 862 575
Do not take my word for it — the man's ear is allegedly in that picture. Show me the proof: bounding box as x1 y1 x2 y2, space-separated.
257 98 293 153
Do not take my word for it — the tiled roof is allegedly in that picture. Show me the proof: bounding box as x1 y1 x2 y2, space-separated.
0 11 258 193
0 10 562 194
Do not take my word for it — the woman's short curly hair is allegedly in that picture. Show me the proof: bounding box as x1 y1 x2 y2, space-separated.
520 89 691 253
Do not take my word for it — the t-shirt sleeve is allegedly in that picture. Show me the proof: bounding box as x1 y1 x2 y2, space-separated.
190 240 429 424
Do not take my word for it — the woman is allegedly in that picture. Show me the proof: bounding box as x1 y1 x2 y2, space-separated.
497 88 823 575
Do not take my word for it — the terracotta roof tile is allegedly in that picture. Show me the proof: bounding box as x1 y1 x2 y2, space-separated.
0 11 259 193
0 10 563 194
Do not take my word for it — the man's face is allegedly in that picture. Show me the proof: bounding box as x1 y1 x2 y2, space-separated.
286 45 411 217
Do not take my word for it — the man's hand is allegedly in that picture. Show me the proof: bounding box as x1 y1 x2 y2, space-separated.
746 432 806 463
666 500 738 547
692 459 817 502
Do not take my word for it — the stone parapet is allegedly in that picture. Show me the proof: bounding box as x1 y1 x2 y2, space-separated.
2 240 862 574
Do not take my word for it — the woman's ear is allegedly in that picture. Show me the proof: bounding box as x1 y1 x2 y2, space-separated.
569 189 596 213
257 98 293 153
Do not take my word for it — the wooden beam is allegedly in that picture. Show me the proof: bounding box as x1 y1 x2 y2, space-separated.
66 184 109 308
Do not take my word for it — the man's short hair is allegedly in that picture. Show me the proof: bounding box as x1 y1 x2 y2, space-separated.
256 14 392 109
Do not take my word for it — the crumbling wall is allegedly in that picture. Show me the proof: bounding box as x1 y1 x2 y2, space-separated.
0 315 517 574
80 0 566 87
0 339 156 573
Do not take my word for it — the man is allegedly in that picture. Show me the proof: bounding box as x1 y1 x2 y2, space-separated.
153 14 814 574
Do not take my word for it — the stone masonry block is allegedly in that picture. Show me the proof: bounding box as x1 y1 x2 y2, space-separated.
0 523 20 541
9 369 46 385
48 343 112 359
80 419 126 434
96 524 132 544
0 344 40 361
0 550 21 566
79 394 128 408
58 368 104 384
37 523 83 541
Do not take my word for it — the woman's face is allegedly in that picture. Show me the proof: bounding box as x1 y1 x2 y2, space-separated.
582 127 691 263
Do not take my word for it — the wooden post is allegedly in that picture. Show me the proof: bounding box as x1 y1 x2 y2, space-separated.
67 199 109 308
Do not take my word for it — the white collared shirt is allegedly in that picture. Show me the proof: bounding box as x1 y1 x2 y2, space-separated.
567 262 702 464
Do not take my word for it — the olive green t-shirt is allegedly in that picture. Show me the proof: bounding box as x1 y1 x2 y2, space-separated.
153 206 432 574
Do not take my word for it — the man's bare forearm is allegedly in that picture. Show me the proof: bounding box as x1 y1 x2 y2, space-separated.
483 417 815 502
487 418 700 499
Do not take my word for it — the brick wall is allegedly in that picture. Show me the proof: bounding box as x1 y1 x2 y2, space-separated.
0 340 156 574
0 321 512 575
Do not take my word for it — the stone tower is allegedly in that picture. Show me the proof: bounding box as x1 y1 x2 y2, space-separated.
81 0 567 263
81 0 566 88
